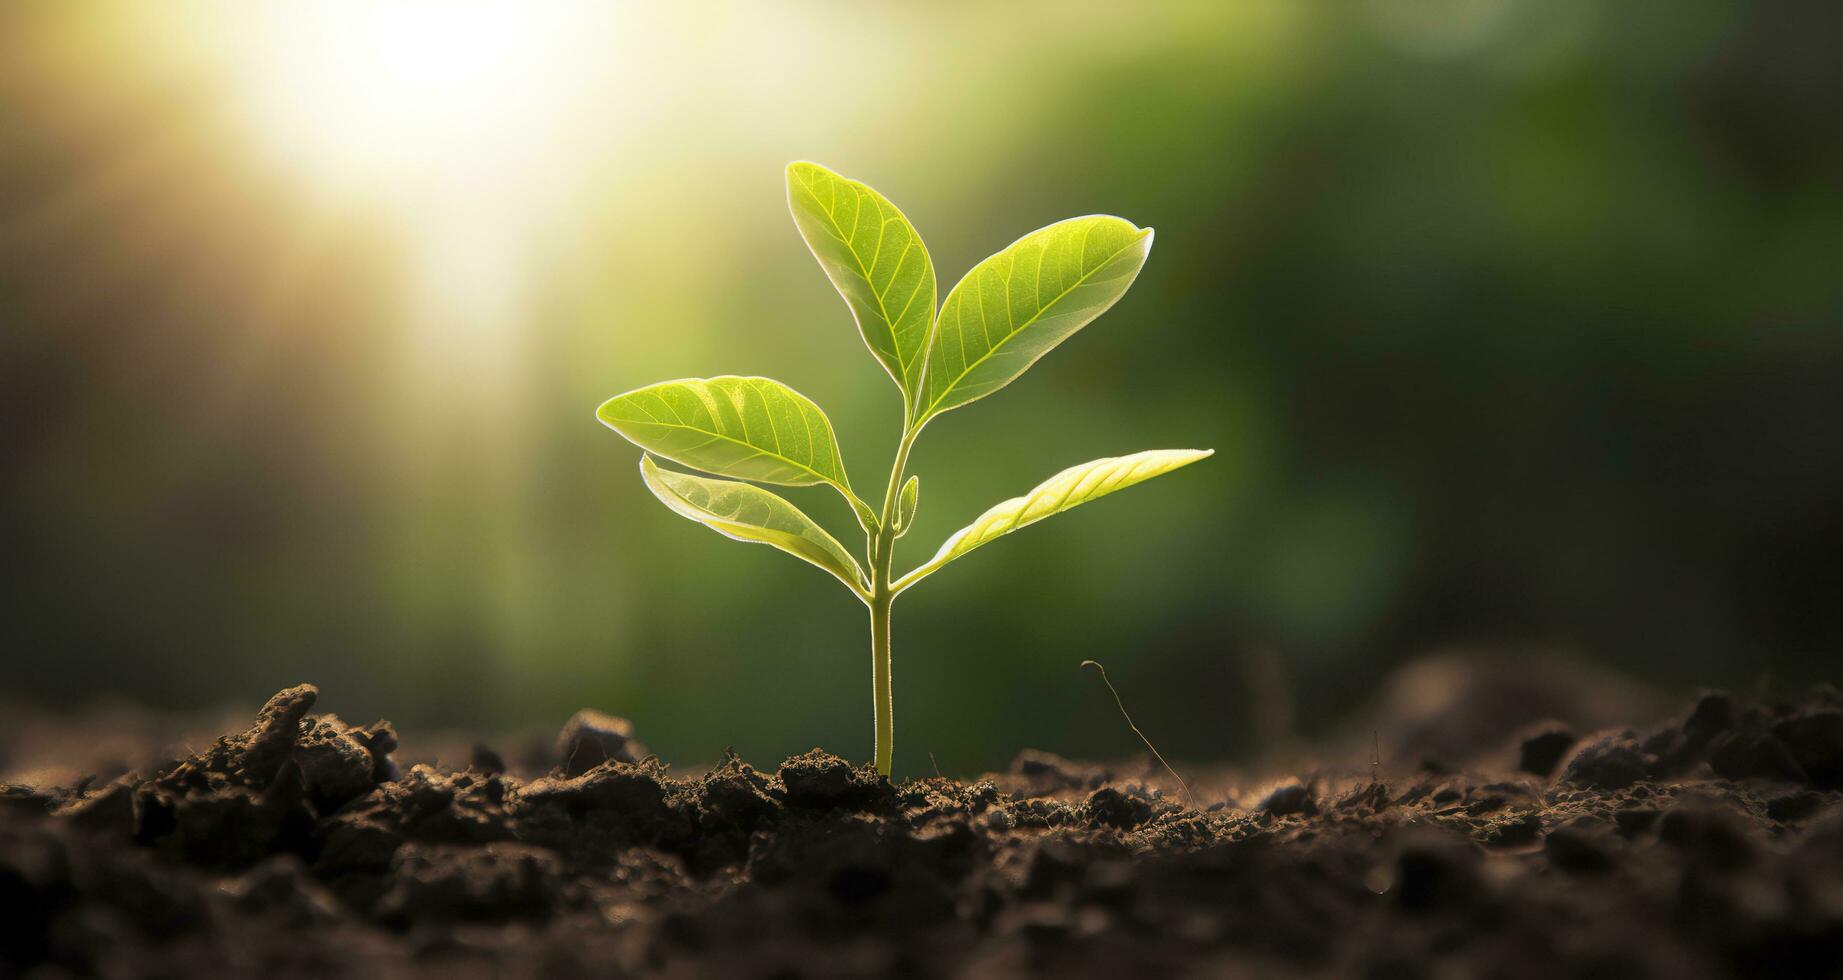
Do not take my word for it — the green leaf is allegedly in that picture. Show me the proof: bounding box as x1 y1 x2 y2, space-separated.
894 475 919 538
597 376 871 518
640 456 868 595
895 449 1211 592
916 216 1153 426
786 162 937 406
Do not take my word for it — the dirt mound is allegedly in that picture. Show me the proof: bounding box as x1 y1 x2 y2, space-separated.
5 684 1843 977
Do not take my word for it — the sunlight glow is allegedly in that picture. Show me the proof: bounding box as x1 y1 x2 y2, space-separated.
226 1 598 191
212 0 616 337
191 1 626 654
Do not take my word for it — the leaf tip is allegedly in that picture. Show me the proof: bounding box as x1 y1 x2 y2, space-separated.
594 394 625 429
785 160 831 184
785 161 819 206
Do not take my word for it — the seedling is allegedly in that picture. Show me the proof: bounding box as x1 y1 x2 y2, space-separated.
598 162 1211 776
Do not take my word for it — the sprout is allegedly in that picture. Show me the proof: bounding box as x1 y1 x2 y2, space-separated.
598 163 1211 776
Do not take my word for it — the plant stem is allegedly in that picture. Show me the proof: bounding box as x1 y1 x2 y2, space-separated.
869 591 894 776
865 424 920 777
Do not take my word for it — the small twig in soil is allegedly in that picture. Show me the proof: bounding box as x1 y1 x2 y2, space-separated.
929 752 943 780
1371 730 1380 784
1081 659 1195 809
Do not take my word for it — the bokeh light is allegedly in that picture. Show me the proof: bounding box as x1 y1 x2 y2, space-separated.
1 0 1838 775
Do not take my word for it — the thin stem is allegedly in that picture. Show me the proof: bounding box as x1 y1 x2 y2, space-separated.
869 593 893 775
879 427 920 536
1081 659 1195 808
863 422 921 777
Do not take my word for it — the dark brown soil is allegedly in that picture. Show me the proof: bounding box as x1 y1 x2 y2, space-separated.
6 681 1843 978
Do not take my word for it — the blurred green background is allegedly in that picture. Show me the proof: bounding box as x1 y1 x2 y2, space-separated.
2 0 1838 775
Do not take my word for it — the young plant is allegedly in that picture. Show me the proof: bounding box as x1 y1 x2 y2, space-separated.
598 162 1211 776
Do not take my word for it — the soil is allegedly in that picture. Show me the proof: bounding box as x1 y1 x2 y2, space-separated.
5 675 1843 978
